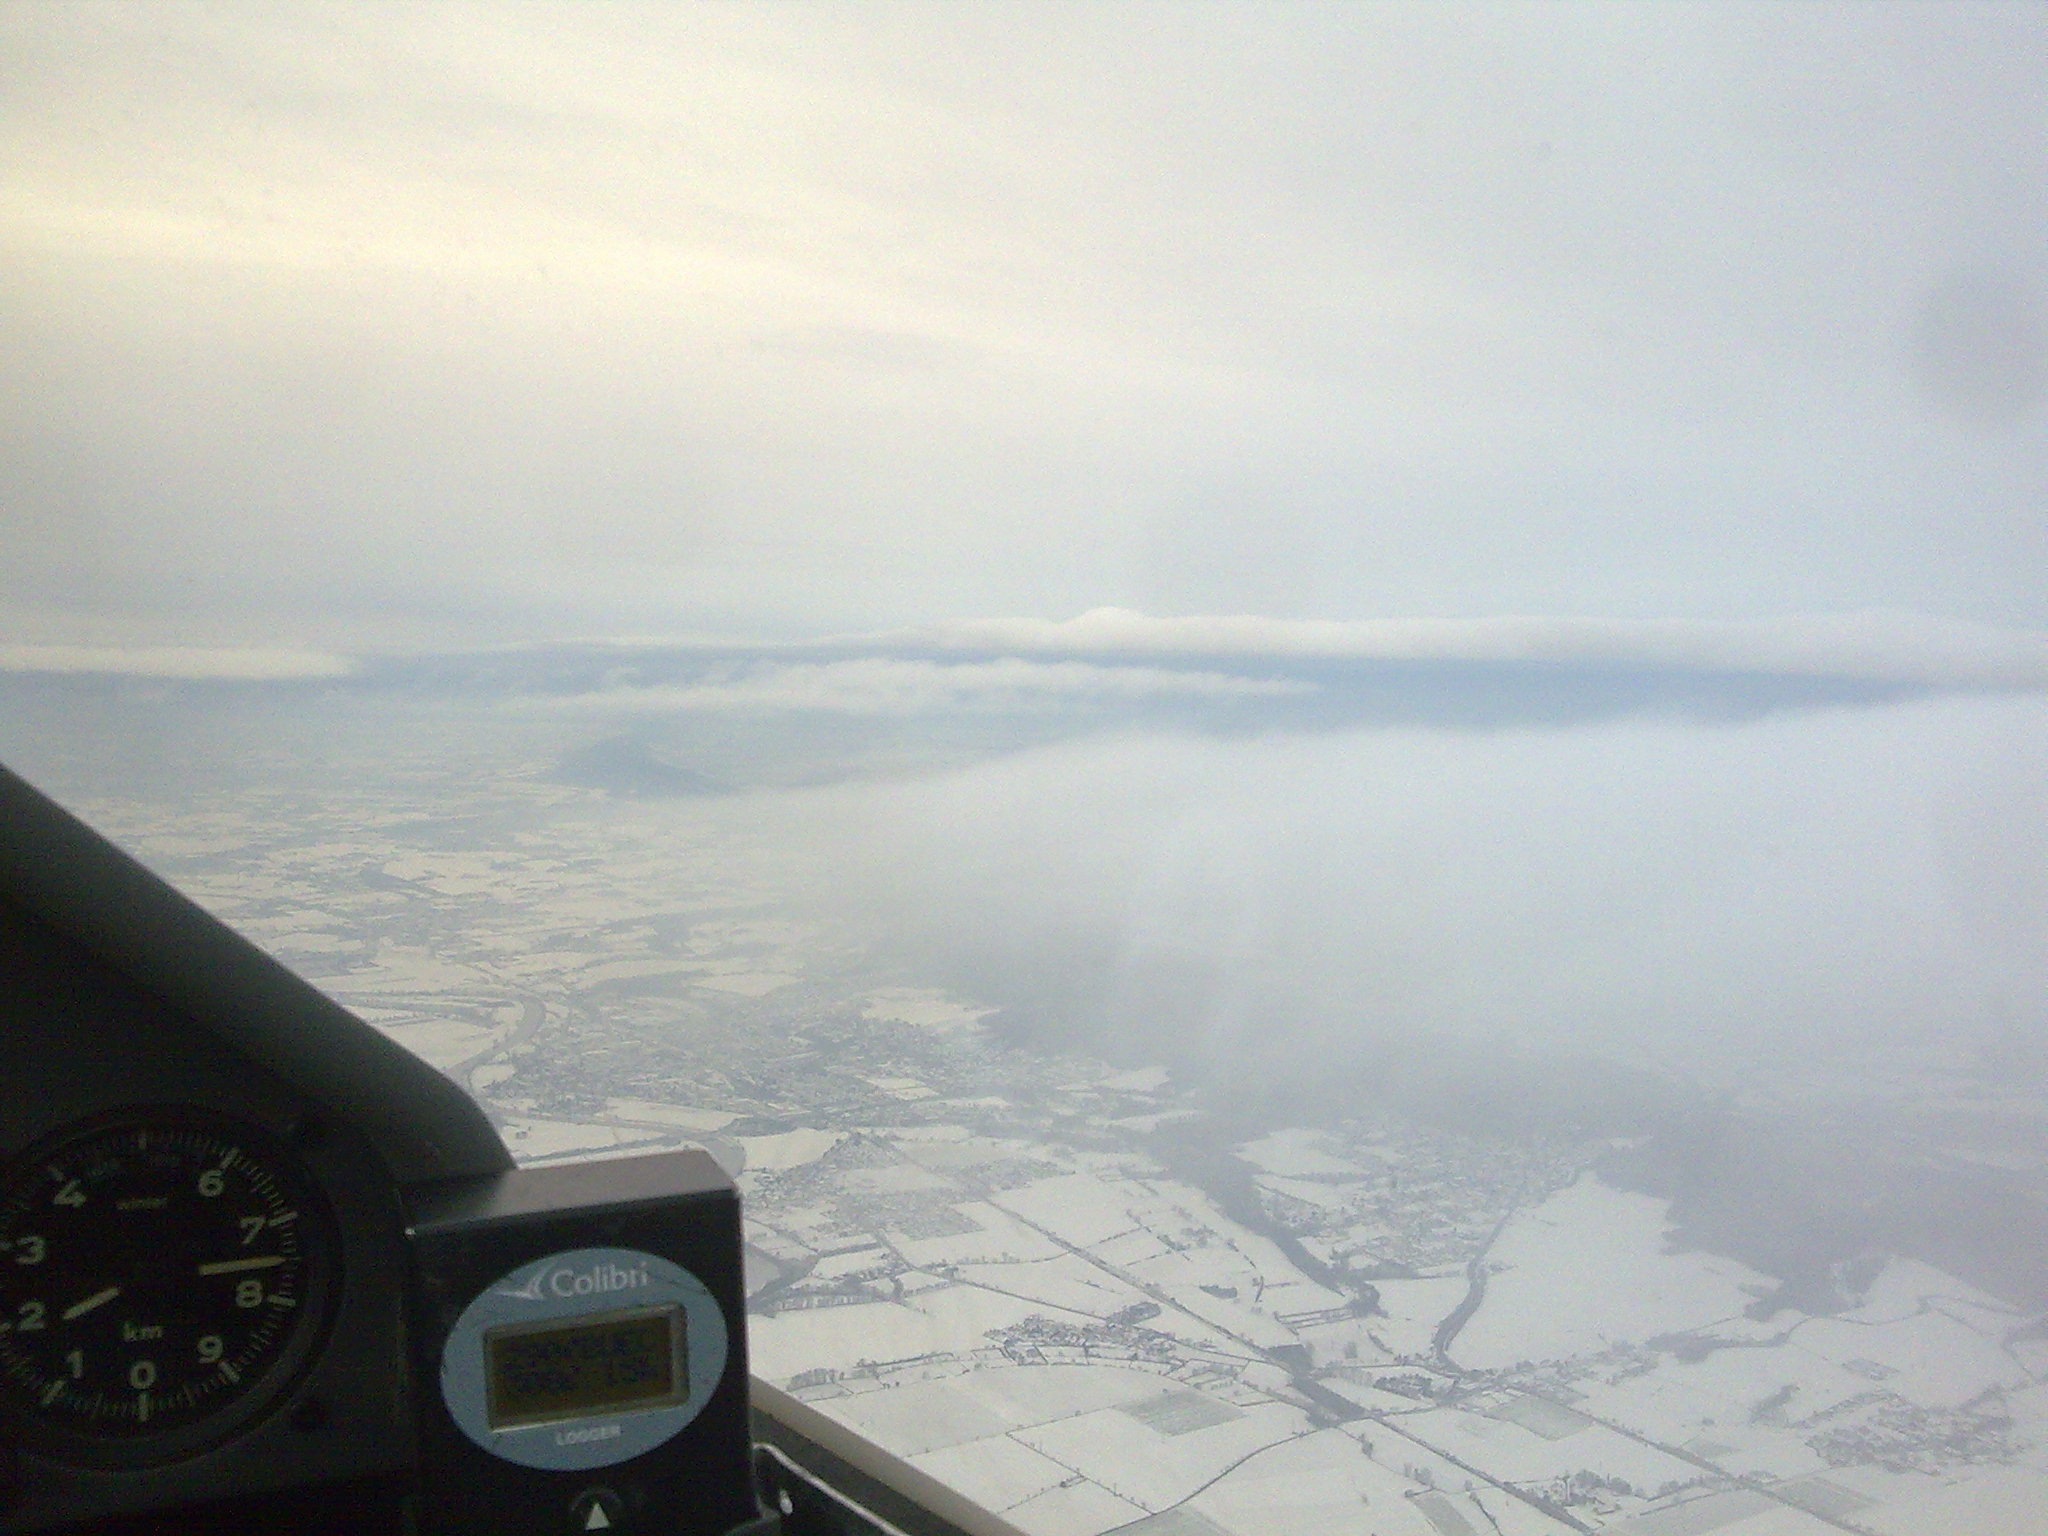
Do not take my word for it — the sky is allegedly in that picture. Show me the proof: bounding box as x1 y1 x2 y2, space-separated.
3 0 2046 656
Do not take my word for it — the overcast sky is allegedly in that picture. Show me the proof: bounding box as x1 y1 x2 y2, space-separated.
3 0 2044 653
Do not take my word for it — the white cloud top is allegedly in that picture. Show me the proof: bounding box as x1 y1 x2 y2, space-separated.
0 646 355 680
897 608 2048 688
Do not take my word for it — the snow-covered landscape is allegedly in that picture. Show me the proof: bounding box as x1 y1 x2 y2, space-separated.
27 739 2042 1536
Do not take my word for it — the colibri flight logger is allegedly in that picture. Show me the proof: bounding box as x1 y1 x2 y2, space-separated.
404 1151 765 1536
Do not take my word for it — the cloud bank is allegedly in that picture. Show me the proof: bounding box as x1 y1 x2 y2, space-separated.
442 610 2048 735
769 690 2048 1087
889 608 2048 688
0 645 356 681
541 656 1312 716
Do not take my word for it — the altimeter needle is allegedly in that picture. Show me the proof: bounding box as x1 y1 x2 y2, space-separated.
196 1255 286 1276
62 1286 121 1321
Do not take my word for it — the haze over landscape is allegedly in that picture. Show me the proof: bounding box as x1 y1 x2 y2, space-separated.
5 4 2048 1533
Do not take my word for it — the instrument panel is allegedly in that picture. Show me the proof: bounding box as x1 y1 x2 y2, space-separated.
0 1108 338 1468
0 763 771 1536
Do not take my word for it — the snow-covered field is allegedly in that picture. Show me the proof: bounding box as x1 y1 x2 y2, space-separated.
1239 1129 1368 1180
862 986 994 1030
1456 1175 1774 1370
739 1127 844 1171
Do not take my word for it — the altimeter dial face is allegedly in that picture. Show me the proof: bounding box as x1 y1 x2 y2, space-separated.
0 1110 336 1463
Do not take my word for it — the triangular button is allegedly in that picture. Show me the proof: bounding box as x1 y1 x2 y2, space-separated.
570 1485 623 1531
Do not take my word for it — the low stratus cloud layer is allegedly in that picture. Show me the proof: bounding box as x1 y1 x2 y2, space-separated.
523 608 2048 721
9 607 2042 724
775 692 2048 1079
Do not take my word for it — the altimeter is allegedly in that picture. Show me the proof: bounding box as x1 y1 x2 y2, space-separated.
0 1108 337 1466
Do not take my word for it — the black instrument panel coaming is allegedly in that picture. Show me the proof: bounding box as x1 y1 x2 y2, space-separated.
0 897 414 1533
